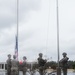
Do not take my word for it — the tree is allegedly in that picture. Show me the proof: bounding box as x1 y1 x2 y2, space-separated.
45 61 57 70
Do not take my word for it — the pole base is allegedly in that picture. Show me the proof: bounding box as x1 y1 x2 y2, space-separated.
56 67 61 75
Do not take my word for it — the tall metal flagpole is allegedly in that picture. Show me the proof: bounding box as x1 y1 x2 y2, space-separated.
56 0 61 75
56 0 59 67
17 0 19 60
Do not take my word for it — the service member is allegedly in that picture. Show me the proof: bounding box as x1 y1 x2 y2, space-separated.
22 56 27 75
11 55 19 75
7 54 11 75
37 53 47 75
60 52 69 75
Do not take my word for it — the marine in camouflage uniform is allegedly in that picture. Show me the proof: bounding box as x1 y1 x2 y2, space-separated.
6 54 11 75
11 55 19 75
22 56 27 75
37 53 47 75
60 52 69 75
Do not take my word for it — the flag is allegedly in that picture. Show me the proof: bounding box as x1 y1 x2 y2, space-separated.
15 35 18 60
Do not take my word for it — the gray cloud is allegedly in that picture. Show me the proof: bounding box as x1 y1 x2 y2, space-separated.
0 0 41 29
0 0 75 62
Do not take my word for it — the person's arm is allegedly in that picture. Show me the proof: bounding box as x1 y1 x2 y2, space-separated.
63 57 69 61
60 58 64 63
37 58 39 61
6 60 8 63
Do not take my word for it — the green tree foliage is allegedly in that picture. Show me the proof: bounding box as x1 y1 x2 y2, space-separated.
18 60 75 70
45 61 57 70
72 61 75 69
32 62 38 70
67 61 74 69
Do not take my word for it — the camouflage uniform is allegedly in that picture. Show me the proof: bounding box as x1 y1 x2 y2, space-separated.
7 54 11 75
22 56 27 75
11 55 19 75
60 52 69 75
37 53 46 75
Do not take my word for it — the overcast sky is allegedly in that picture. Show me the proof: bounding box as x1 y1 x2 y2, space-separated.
0 0 75 62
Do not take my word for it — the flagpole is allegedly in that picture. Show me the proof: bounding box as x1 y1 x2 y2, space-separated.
17 0 19 39
56 0 59 68
17 0 19 60
56 0 61 75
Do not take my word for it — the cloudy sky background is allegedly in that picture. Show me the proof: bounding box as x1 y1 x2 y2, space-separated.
0 0 75 62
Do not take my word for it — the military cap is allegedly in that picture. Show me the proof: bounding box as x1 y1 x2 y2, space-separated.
62 52 67 55
39 53 43 56
8 54 11 57
13 55 16 58
23 56 27 59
